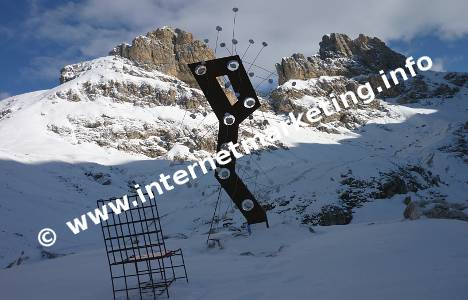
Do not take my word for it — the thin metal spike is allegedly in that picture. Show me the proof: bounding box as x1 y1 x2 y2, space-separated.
232 7 238 54
247 42 268 72
215 26 222 55
253 75 270 81
241 39 255 60
242 60 275 74
241 44 251 60
255 71 276 90
220 42 232 56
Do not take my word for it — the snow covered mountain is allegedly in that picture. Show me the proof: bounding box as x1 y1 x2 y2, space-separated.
0 28 467 299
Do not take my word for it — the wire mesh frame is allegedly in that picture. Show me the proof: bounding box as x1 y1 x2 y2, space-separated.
97 193 188 300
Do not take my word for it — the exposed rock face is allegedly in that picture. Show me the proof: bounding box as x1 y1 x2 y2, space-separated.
444 72 468 87
403 200 468 222
404 202 421 220
302 205 353 226
270 33 406 125
270 32 464 122
103 26 239 100
99 27 214 88
276 33 406 85
423 202 468 221
58 56 207 111
320 33 406 71
316 205 353 226
269 76 360 113
438 122 468 163
62 114 219 157
51 55 284 159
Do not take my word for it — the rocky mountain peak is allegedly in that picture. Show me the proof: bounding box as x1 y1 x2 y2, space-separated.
271 32 465 117
108 27 215 88
320 33 406 71
275 33 406 85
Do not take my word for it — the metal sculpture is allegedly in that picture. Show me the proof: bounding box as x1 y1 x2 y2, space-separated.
188 55 268 226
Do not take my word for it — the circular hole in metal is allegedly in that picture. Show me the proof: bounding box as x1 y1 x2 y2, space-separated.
195 65 207 76
217 168 231 180
227 60 239 71
223 113 235 125
243 97 256 108
220 143 230 151
241 199 255 211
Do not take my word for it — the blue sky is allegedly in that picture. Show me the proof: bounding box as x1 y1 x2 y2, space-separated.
1 0 467 99
390 35 468 73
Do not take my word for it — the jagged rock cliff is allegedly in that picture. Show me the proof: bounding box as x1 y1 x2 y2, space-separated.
109 27 215 88
271 33 405 119
275 33 406 85
270 32 466 119
61 27 215 88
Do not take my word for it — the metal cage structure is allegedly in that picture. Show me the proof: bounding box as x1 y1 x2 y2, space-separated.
97 194 188 300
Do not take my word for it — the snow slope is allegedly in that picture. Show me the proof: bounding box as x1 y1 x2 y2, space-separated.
0 54 467 299
1 220 467 300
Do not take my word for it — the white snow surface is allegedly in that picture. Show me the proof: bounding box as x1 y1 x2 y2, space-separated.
0 55 467 299
1 220 467 300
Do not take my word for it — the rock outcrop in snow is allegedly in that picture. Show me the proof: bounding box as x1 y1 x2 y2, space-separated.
16 55 280 159
106 27 215 88
274 33 467 104
270 32 467 131
275 33 406 85
62 27 215 88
